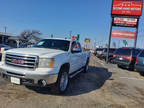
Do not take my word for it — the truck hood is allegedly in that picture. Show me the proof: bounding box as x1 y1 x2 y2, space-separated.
5 48 66 57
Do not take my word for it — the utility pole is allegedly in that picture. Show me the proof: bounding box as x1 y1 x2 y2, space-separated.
4 26 7 33
94 38 96 49
106 18 113 64
134 19 139 48
51 34 54 38
69 31 72 39
102 34 104 48
2 26 7 44
118 40 120 48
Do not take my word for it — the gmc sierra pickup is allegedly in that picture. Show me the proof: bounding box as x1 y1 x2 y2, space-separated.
0 38 90 94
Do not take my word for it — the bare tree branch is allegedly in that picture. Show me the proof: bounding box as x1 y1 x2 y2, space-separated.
20 30 42 44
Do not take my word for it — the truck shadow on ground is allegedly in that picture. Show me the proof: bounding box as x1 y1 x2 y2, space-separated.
26 66 112 96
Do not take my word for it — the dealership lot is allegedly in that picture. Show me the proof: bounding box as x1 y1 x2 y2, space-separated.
0 55 144 108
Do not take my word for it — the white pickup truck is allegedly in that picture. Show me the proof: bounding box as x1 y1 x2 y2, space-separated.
0 38 90 93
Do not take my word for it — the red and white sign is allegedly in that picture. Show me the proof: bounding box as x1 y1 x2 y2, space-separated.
72 36 76 40
112 30 135 39
112 0 143 16
114 17 137 26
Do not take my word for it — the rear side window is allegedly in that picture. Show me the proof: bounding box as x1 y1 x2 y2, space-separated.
104 49 116 53
114 48 131 56
139 50 144 57
96 48 103 51
132 49 141 56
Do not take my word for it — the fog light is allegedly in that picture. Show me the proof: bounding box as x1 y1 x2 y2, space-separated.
38 80 47 87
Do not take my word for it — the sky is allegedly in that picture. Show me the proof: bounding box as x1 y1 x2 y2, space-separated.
0 0 144 48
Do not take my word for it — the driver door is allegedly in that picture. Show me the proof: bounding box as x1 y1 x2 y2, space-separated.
69 41 81 74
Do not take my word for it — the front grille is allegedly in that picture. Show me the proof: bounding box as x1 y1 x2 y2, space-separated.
5 53 38 70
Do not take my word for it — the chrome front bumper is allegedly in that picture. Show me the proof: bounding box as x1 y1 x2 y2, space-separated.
0 67 58 86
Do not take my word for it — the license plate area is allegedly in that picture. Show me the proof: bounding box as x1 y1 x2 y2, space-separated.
10 77 21 85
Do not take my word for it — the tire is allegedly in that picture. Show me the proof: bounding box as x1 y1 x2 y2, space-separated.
117 64 123 69
108 57 113 63
51 67 69 94
128 66 134 71
83 58 89 73
139 72 144 76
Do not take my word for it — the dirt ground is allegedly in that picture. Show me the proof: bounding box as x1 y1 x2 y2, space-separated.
0 55 144 108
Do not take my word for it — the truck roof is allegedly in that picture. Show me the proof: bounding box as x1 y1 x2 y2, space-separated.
44 38 72 41
43 38 80 43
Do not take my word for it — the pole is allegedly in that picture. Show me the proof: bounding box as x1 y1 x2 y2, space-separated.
118 40 120 48
102 34 104 48
94 39 96 49
106 17 113 64
69 31 72 39
134 18 139 48
2 26 7 44
4 26 7 33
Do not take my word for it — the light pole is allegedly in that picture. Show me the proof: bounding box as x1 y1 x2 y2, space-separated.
69 31 72 39
4 26 7 33
2 26 7 44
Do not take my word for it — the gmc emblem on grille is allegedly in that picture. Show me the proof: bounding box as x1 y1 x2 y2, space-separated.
11 59 24 64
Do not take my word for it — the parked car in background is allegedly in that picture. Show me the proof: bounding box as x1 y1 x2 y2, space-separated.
113 47 142 70
95 48 104 57
100 48 117 62
19 43 34 48
90 49 94 54
135 50 144 75
0 44 11 61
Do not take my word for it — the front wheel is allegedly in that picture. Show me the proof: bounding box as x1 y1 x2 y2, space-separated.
51 67 69 94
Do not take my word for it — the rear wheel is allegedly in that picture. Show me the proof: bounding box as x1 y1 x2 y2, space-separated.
108 57 114 63
52 67 69 94
128 66 134 71
139 72 144 76
117 64 123 69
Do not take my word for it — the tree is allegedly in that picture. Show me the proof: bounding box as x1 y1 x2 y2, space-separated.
20 30 42 44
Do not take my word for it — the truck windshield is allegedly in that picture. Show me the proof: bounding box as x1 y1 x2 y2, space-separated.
33 39 70 51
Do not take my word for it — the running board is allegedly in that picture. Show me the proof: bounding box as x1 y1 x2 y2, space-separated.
69 68 84 78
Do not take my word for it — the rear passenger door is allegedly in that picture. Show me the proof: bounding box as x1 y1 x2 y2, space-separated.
137 50 144 66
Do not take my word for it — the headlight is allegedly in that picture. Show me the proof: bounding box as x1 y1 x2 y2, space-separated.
38 58 54 68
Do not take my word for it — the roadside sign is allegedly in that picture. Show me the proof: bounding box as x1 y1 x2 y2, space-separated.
76 34 80 41
107 0 142 64
112 0 143 16
112 30 135 39
84 38 90 44
72 36 76 40
113 17 138 27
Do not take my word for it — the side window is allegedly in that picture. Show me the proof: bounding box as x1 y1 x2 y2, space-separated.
71 41 77 49
71 41 81 53
139 50 144 57
133 49 141 56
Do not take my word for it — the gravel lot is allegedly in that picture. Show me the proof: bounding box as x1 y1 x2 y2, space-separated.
0 55 144 108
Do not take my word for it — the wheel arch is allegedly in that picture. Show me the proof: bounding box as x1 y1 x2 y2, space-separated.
59 63 70 73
